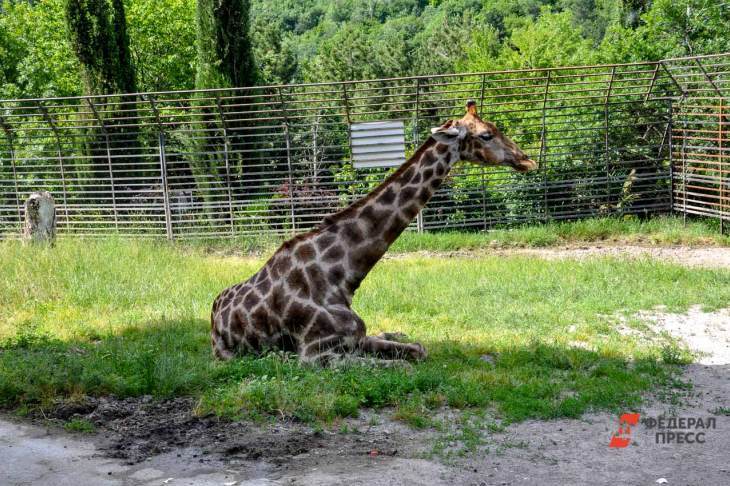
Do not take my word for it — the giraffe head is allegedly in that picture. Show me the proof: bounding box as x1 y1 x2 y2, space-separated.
430 100 538 173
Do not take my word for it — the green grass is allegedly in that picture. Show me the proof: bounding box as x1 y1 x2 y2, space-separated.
63 418 95 433
1 226 729 425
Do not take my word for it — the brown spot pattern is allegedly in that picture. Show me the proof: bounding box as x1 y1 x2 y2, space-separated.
295 243 315 261
288 268 309 297
211 135 453 362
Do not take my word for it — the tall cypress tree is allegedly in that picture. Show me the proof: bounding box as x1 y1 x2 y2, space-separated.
195 0 256 89
194 0 257 210
66 0 136 95
65 0 138 191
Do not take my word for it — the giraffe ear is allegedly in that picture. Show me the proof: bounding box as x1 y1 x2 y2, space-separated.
430 121 466 142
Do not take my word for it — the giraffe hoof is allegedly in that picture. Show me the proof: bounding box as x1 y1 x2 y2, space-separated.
410 343 427 361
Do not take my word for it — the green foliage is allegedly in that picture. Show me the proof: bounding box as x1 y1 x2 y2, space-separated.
599 0 730 62
505 10 597 69
126 0 196 91
1 0 728 98
0 0 80 98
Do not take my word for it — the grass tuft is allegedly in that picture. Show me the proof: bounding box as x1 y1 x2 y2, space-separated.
63 418 95 433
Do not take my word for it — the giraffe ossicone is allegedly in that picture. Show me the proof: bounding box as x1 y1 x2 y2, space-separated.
211 101 537 365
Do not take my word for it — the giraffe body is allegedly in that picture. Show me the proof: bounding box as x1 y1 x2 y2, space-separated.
211 102 536 364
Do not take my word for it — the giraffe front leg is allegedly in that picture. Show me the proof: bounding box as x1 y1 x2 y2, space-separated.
359 335 427 361
376 332 408 342
298 334 359 366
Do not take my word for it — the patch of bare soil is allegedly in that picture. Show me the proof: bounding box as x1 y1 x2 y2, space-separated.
463 362 729 486
41 396 403 466
15 395 455 485
457 305 730 486
626 305 730 365
389 245 730 269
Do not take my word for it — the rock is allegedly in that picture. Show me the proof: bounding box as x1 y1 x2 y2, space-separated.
22 192 56 244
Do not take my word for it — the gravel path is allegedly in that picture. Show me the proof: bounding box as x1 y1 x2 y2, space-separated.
387 245 730 270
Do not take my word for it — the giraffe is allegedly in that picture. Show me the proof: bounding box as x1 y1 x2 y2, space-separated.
211 101 537 364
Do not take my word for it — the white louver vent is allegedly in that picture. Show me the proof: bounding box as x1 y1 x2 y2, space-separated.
350 120 407 169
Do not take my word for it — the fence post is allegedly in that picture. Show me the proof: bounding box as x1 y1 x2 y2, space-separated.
215 96 235 235
282 122 296 234
148 95 173 240
0 115 22 228
681 105 688 227
158 133 173 240
277 87 297 234
37 102 69 230
479 74 488 230
720 99 726 234
86 98 119 231
667 99 674 214
342 82 360 224
414 78 424 233
604 67 616 212
539 70 551 222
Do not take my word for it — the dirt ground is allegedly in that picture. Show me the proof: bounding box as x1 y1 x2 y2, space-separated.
2 246 729 486
389 244 730 270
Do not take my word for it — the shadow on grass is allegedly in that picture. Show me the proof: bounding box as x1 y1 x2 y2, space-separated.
0 317 676 425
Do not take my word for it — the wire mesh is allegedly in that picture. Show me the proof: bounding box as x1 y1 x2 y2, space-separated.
1 53 726 239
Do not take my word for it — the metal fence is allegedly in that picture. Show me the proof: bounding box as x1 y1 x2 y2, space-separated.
0 53 727 239
668 54 730 232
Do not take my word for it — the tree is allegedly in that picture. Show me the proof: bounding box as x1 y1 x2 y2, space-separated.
126 0 197 92
195 0 256 89
250 15 298 85
600 0 730 63
497 9 598 70
303 23 374 82
193 0 257 210
65 0 136 95
65 0 138 186
0 0 80 99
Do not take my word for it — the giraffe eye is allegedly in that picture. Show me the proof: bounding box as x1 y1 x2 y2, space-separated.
479 133 494 142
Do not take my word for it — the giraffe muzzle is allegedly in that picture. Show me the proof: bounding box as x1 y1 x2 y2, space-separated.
511 158 538 173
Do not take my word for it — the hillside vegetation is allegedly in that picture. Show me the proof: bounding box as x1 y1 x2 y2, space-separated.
1 0 729 99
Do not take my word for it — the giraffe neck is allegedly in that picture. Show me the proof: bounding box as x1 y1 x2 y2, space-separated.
321 137 457 296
